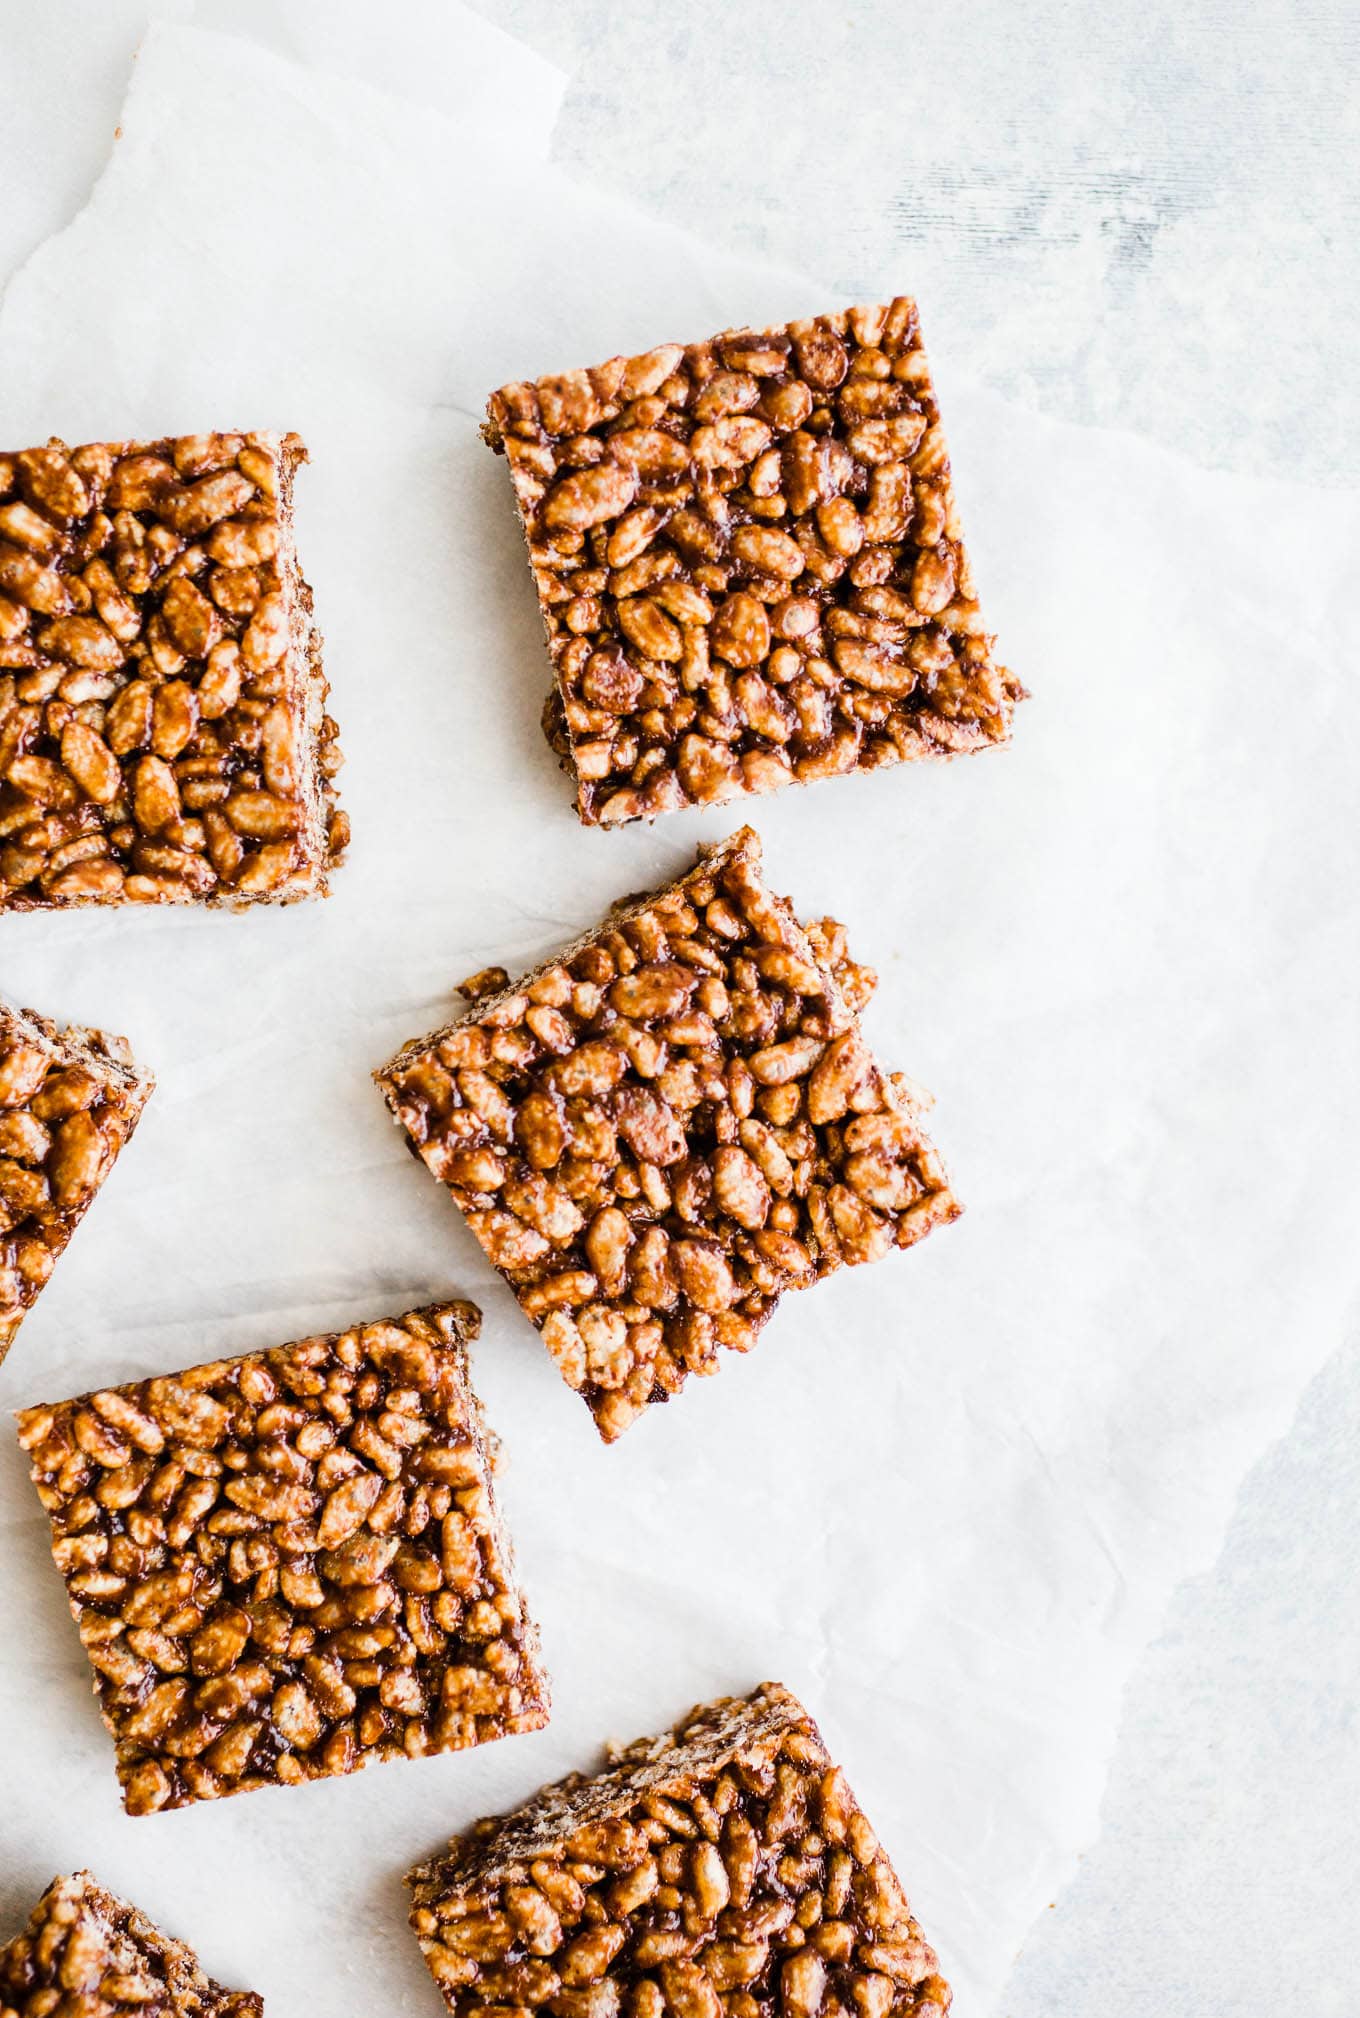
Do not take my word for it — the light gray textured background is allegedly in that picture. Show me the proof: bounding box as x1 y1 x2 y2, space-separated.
2 4 1356 2011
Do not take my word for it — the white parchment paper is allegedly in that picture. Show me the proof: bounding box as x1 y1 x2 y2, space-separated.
0 16 1357 2014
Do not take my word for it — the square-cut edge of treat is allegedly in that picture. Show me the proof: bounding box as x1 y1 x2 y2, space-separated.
485 297 1023 826
377 827 961 1442
0 430 347 906
0 1869 262 2016
0 999 154 1364
15 1299 550 1815
408 1679 952 2018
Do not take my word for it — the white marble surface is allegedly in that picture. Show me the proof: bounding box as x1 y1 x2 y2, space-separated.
1 6 1356 2013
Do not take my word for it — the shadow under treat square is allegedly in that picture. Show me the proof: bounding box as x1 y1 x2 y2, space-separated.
0 431 346 907
0 1869 261 2016
485 297 1022 826
15 1301 549 1815
408 1681 951 2018
377 828 960 1442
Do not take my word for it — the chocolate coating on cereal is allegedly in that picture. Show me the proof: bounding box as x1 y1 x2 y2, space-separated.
378 829 960 1441
408 1681 950 2018
0 999 153 1364
485 299 1022 825
0 431 346 906
16 1301 548 1814
0 1869 261 2016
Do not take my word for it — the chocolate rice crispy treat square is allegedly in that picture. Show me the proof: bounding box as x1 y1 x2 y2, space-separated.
15 1300 549 1816
0 1000 154 1366
408 1680 951 2018
0 431 347 906
484 297 1022 826
0 1870 261 2017
377 829 960 1443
